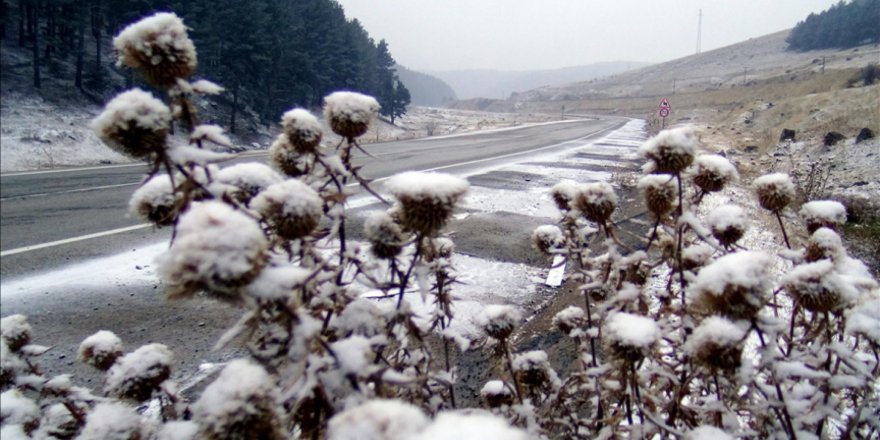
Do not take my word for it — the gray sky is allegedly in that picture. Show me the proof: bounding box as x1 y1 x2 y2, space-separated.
335 0 839 72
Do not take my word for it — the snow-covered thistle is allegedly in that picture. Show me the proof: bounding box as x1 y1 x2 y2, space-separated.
323 91 380 140
531 224 564 255
91 89 171 160
799 199 847 233
639 127 696 174
104 343 173 401
574 181 617 227
385 172 468 235
689 251 773 320
113 12 197 88
364 211 406 259
691 154 739 193
753 172 796 212
251 179 323 240
78 330 124 371
706 204 749 248
638 174 677 218
129 174 177 226
684 316 747 372
281 108 323 153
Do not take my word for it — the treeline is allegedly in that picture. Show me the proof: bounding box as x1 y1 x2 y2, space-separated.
786 0 880 51
395 64 457 107
0 0 410 129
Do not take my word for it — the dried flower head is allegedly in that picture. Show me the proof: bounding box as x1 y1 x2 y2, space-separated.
604 312 660 364
553 306 587 335
104 343 173 401
753 173 795 212
550 181 579 213
799 200 847 233
73 402 151 440
364 211 406 259
323 91 380 139
639 127 697 174
327 399 428 440
637 174 677 217
575 182 617 224
385 172 469 235
782 260 854 312
192 359 285 440
129 174 177 226
480 380 515 408
79 330 124 371
477 305 522 341
684 316 746 372
682 243 714 272
805 227 846 262
0 389 39 432
512 350 560 389
214 163 284 206
531 225 564 255
269 133 311 177
281 108 323 153
707 204 749 248
689 251 773 320
0 314 31 352
252 179 323 240
157 201 268 301
91 88 171 159
692 154 739 193
113 12 197 87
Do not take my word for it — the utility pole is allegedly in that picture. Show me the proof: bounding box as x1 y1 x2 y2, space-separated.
672 79 677 95
696 9 702 54
742 67 748 85
821 56 826 74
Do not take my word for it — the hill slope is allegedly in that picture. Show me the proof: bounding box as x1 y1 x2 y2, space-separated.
395 65 457 107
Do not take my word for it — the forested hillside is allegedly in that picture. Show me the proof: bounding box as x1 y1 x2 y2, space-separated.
0 0 410 129
396 64 457 107
786 0 880 50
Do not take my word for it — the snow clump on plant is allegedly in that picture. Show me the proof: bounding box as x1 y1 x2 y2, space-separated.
639 127 696 174
689 251 774 319
480 380 515 408
707 204 749 248
326 399 429 440
476 305 522 341
782 259 856 312
113 12 197 87
157 201 268 301
104 343 173 401
0 314 32 352
799 200 847 233
364 211 406 259
213 163 284 205
575 181 617 224
281 108 324 153
91 88 171 159
692 154 739 193
604 312 660 363
76 402 153 440
129 174 177 226
192 359 285 440
323 91 380 139
251 179 323 240
638 174 677 217
385 172 468 235
753 173 795 212
0 389 39 432
684 316 747 372
531 224 564 255
79 330 124 371
553 306 587 336
410 411 529 440
685 425 735 440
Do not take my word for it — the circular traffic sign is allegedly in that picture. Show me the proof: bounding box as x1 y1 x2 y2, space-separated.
659 108 670 118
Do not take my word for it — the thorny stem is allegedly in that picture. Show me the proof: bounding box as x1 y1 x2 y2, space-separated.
754 325 797 440
396 240 423 310
774 210 792 249
503 341 524 404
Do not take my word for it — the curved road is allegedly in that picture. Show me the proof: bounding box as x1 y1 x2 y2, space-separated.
1 117 625 278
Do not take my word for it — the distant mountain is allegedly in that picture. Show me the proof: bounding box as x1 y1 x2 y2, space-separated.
395 65 458 107
429 62 649 100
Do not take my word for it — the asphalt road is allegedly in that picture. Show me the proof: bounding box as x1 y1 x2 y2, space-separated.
1 117 625 278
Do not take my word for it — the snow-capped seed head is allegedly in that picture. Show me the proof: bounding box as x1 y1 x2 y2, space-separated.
685 426 735 440
531 225 564 255
91 88 171 159
129 174 177 226
113 12 197 87
252 179 323 240
268 133 311 177
480 380 515 408
327 399 429 440
193 359 284 440
281 108 323 153
550 181 579 212
692 154 739 193
364 211 406 259
512 350 559 389
410 412 530 440
75 402 150 440
753 173 795 212
157 201 268 301
79 330 124 371
682 243 714 272
639 127 697 174
799 200 847 233
0 389 39 432
323 91 380 139
0 340 25 388
604 312 660 363
477 305 522 341
783 260 854 312
846 298 880 344
0 315 31 352
805 227 846 262
707 204 749 248
553 306 587 335
637 174 677 217
215 163 283 205
690 251 774 320
104 343 173 401
684 316 746 372
35 403 79 439
385 172 469 235
575 182 617 224
332 298 386 338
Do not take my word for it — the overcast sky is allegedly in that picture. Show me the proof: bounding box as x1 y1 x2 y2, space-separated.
335 0 839 72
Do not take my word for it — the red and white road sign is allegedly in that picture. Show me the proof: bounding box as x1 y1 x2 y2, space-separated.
659 108 670 118
659 98 671 109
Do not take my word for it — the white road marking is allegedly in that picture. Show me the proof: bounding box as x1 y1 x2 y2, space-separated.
0 224 152 257
0 182 141 201
0 162 147 177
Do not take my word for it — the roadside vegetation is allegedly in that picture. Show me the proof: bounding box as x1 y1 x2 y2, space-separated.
2 13 878 440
